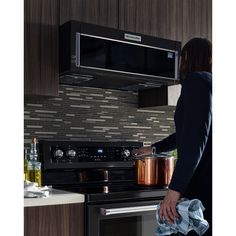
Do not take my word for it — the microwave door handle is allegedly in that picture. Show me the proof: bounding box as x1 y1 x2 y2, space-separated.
100 205 157 216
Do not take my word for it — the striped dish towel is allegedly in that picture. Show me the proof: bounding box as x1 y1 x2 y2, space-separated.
156 199 209 236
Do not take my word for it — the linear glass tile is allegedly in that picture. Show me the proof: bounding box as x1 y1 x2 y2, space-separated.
99 116 113 119
70 127 85 130
86 130 106 133
123 126 152 129
26 103 43 107
69 138 91 141
66 93 81 96
70 105 91 108
24 117 41 121
89 93 104 97
36 135 55 138
52 124 61 127
35 110 57 114
49 98 63 101
35 131 57 134
137 109 165 114
26 125 43 129
100 105 119 109
108 132 121 135
93 126 119 130
37 114 54 118
125 139 139 142
69 97 83 101
105 96 118 100
86 119 106 122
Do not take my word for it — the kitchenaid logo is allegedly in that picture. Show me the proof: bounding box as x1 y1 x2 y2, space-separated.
124 33 142 42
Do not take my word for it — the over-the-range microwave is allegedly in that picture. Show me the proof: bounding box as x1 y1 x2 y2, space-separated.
59 21 181 91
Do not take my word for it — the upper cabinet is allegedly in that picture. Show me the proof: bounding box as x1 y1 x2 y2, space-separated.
60 0 119 28
119 0 212 45
24 0 59 96
24 0 211 98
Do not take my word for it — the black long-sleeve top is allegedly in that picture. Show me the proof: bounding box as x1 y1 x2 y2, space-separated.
152 72 212 197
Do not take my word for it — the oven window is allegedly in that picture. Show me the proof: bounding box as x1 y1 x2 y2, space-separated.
100 215 156 236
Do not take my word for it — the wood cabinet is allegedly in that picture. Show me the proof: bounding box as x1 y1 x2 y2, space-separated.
24 0 59 96
24 0 211 98
24 203 84 236
119 0 212 45
60 0 119 27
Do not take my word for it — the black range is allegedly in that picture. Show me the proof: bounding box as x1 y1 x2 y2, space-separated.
39 140 167 236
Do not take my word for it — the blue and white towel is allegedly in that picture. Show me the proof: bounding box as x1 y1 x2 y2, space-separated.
156 199 209 236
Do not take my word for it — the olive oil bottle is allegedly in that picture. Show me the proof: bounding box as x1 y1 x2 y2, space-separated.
28 138 42 187
24 148 29 181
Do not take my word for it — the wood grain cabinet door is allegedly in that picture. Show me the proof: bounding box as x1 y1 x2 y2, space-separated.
24 0 59 96
119 0 212 45
60 0 119 28
24 203 84 236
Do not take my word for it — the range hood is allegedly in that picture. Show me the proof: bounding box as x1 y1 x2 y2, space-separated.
59 21 181 91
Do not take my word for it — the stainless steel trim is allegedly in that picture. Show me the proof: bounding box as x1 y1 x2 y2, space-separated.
80 33 177 53
79 65 175 81
100 205 157 216
76 33 81 67
174 51 179 83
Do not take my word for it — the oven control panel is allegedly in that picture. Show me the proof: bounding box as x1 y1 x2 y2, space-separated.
39 140 143 169
51 146 135 162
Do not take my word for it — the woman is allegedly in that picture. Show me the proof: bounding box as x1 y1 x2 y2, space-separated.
134 38 212 236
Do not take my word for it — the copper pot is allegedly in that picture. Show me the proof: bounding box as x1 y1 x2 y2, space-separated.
134 154 176 186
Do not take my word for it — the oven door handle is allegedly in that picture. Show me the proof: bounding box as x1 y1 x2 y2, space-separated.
100 205 157 216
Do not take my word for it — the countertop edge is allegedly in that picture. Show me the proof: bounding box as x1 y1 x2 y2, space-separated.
24 189 85 207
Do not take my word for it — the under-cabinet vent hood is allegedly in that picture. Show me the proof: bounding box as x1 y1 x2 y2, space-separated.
59 21 181 91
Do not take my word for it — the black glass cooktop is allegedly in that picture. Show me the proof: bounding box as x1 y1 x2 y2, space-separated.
55 183 168 203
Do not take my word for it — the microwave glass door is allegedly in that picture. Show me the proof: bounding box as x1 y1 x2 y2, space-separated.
79 34 176 79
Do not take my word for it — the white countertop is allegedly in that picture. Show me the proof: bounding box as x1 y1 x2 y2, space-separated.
24 189 85 207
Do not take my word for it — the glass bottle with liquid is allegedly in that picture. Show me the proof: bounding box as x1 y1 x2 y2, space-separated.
28 137 42 187
24 148 29 181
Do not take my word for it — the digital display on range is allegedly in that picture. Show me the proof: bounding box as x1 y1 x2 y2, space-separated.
97 148 103 154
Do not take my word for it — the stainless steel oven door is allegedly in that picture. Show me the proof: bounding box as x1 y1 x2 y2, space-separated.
87 199 161 236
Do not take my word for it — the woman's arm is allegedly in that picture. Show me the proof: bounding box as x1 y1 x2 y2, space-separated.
132 133 177 156
152 133 177 154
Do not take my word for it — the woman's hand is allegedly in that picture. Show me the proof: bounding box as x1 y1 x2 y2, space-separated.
159 189 181 224
132 146 152 156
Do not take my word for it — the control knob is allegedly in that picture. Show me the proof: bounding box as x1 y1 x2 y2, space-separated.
121 149 131 158
66 149 76 160
53 149 64 159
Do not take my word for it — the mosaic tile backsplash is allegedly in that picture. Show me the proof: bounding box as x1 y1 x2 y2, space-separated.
24 85 176 146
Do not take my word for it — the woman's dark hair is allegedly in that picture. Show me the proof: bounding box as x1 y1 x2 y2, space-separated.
179 37 212 79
